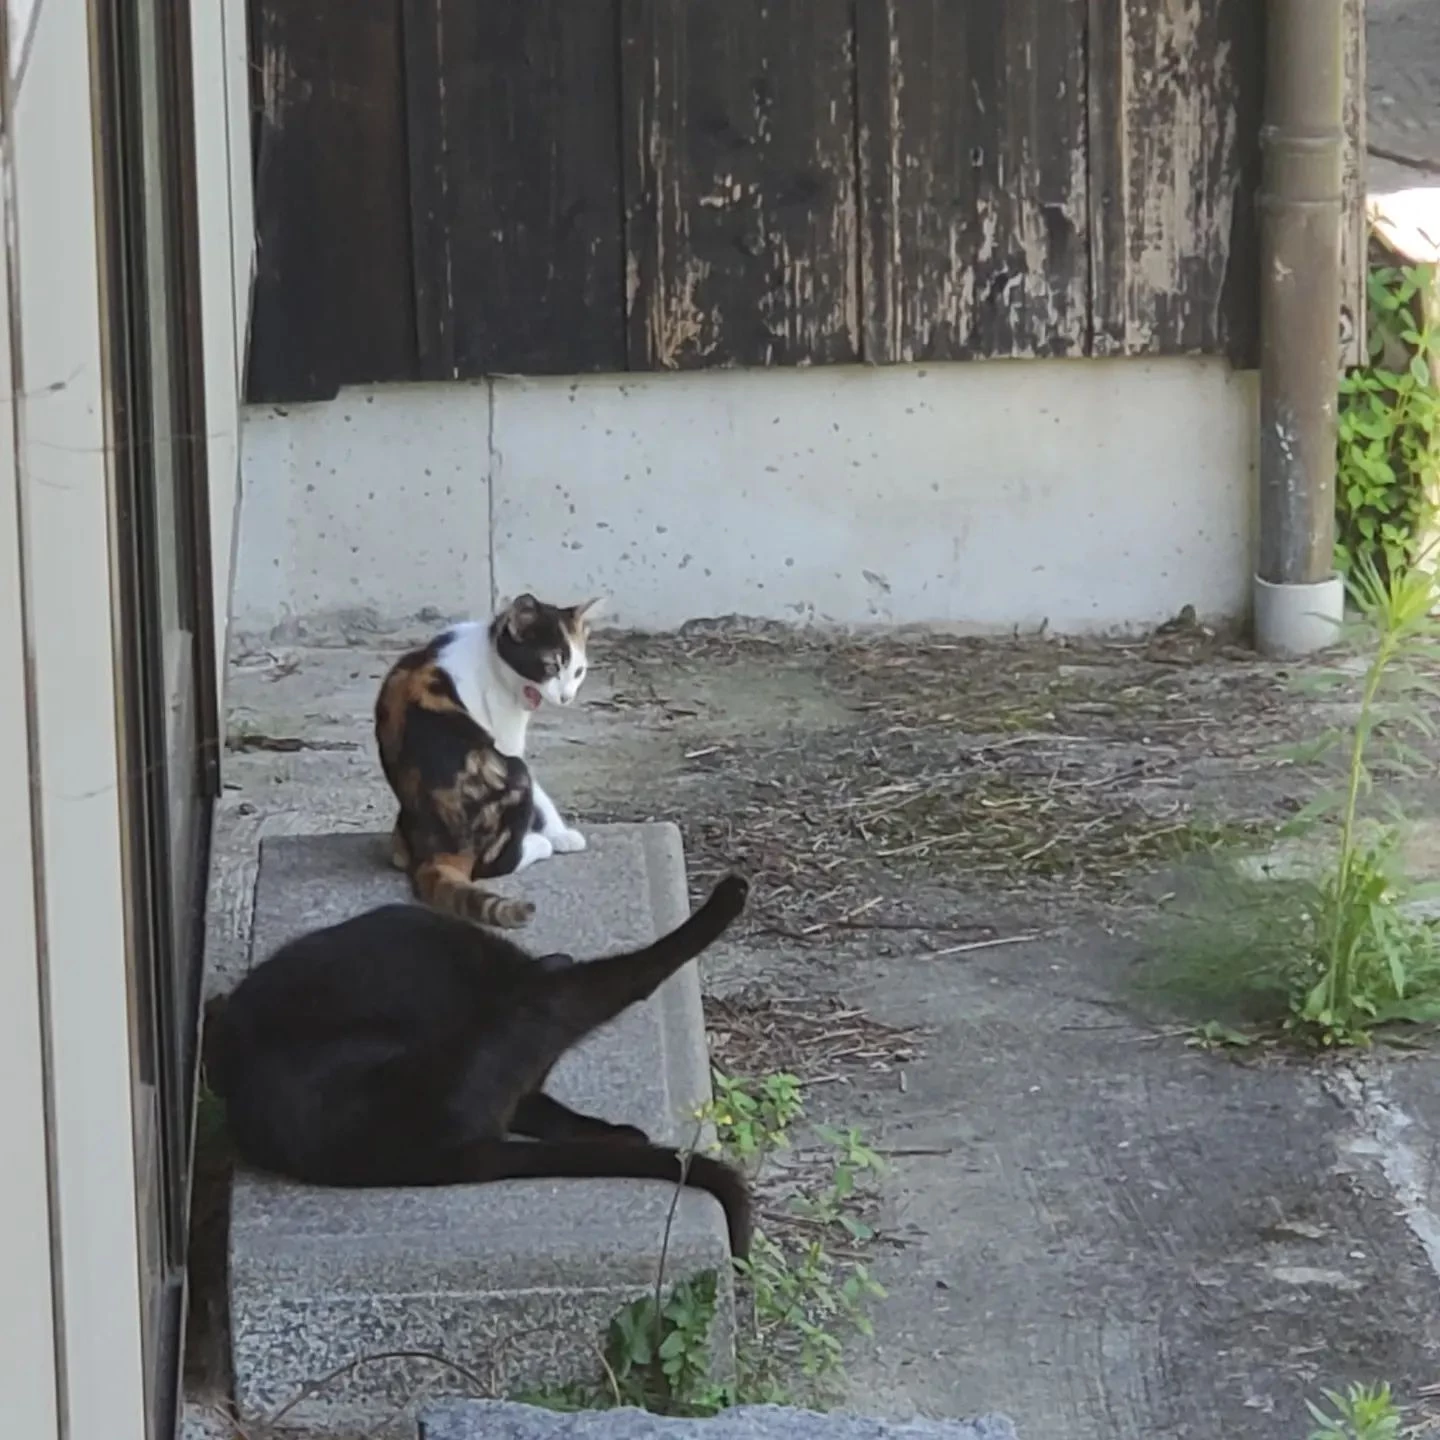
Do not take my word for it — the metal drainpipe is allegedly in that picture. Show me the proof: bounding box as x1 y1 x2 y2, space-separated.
1254 0 1347 655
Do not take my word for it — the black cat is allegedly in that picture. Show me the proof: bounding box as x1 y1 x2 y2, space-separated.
205 874 752 1256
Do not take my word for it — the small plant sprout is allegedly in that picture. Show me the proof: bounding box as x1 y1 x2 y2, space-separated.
709 1071 887 1406
707 1069 804 1168
600 1271 729 1416
1306 1380 1405 1440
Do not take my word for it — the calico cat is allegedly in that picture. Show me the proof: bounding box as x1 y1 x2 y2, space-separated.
375 593 600 930
205 873 753 1257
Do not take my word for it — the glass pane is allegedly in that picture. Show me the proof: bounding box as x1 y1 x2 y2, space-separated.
135 0 196 931
98 0 217 1430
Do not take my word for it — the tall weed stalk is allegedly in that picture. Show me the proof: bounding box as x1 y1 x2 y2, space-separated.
1295 554 1440 1042
1145 553 1440 1047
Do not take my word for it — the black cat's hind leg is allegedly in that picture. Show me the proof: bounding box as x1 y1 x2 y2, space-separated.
263 1132 752 1259
510 1091 649 1145
454 1138 753 1259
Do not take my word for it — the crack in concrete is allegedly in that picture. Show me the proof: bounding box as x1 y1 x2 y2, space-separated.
1328 1065 1440 1279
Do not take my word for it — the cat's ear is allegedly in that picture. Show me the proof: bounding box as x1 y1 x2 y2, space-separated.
569 596 606 627
504 592 539 638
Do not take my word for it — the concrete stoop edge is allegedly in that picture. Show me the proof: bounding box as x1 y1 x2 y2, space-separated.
181 1398 1022 1440
420 1400 1022 1440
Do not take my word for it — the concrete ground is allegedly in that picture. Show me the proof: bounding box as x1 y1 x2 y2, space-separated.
192 618 1440 1440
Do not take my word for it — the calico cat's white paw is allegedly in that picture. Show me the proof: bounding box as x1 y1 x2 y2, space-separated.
516 832 555 871
548 826 587 854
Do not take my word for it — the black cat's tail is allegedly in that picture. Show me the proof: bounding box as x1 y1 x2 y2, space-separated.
292 1139 753 1259
552 873 750 1026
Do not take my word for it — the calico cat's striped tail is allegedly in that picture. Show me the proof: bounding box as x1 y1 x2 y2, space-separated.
413 855 535 929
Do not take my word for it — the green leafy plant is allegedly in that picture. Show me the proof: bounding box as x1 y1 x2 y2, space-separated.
732 1112 887 1402
793 1125 885 1242
599 1271 729 1416
520 1070 887 1415
1336 263 1439 579
512 1274 728 1418
1288 555 1440 1044
1144 554 1440 1048
1307 1380 1405 1440
709 1070 804 1165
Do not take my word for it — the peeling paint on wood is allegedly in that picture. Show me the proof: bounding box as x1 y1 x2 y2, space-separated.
243 0 1366 400
622 0 860 371
1093 0 1363 368
403 0 626 380
858 0 1090 363
1089 0 1265 364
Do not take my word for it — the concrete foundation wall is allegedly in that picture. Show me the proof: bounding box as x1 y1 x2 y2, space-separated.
232 358 1258 640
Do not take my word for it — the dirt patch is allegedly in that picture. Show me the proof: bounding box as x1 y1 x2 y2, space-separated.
583 627 1311 943
707 984 923 1089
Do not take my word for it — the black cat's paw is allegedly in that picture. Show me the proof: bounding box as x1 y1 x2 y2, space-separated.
536 951 578 972
609 1123 651 1145
709 872 750 918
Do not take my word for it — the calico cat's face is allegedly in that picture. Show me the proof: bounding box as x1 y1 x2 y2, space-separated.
494 593 602 710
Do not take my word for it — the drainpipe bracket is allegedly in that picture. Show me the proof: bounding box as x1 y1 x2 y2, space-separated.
1252 571 1345 657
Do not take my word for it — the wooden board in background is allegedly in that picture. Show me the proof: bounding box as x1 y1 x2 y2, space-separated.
622 0 860 371
1087 0 1266 364
245 0 417 403
402 0 627 379
858 0 1091 363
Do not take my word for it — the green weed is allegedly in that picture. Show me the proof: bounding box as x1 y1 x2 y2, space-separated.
1307 1381 1405 1440
520 1069 887 1415
710 1069 804 1166
1144 554 1440 1047
1336 262 1439 580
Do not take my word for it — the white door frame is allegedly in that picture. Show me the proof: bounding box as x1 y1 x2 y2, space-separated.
0 27 61 1436
0 0 157 1434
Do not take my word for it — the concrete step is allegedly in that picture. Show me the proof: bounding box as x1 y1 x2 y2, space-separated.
227 823 733 1433
420 1401 1021 1440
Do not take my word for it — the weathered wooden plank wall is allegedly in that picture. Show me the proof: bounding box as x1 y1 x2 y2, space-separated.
858 1 1090 363
243 0 1365 403
1088 0 1264 363
403 0 626 379
1091 0 1365 368
622 0 859 370
246 0 417 403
